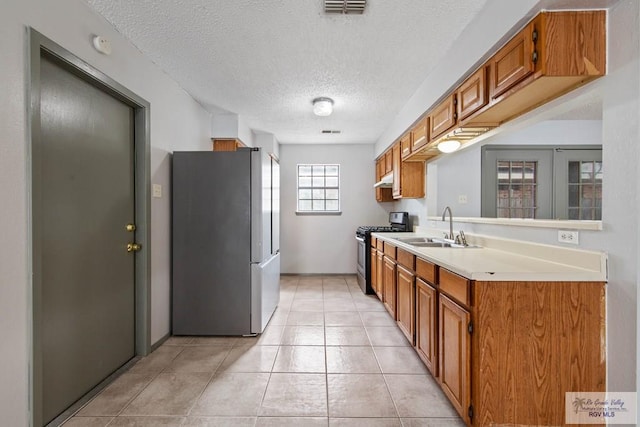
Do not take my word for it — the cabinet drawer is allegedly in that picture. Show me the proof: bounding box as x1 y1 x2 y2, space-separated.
439 268 471 307
416 258 436 284
397 248 415 270
376 239 384 251
384 242 397 259
371 236 377 248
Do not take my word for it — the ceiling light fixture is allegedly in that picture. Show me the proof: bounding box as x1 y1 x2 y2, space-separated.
313 97 334 116
437 139 461 153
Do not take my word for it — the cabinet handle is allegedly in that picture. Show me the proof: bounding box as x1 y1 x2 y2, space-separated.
532 29 538 43
532 50 538 64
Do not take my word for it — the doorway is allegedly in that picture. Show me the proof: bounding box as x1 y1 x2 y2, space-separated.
29 30 151 426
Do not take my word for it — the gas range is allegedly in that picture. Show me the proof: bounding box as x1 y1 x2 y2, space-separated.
355 212 410 294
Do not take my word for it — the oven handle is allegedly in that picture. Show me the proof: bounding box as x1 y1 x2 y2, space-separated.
355 235 365 243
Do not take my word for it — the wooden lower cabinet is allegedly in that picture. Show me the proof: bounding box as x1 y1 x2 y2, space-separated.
370 248 378 296
415 278 437 377
396 265 415 344
383 256 397 319
439 294 471 425
375 250 385 301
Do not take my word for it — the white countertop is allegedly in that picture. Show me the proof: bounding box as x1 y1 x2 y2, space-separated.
372 232 607 282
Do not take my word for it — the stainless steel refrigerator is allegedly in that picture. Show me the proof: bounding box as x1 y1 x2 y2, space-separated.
172 148 280 335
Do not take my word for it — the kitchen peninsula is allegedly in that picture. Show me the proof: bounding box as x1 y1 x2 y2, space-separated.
371 231 606 426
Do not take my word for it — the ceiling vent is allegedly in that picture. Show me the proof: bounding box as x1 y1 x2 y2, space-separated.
324 0 366 14
321 130 342 134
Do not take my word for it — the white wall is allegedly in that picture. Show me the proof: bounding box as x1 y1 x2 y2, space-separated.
433 120 603 217
280 144 389 274
0 0 212 424
393 0 640 397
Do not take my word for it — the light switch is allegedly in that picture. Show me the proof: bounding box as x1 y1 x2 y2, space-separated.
152 184 162 198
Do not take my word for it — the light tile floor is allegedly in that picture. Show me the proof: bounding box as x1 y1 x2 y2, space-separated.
63 275 464 427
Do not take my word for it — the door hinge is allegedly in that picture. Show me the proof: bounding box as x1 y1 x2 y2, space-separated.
468 321 473 334
468 405 474 420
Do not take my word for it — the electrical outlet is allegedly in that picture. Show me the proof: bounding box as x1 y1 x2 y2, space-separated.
152 184 162 198
558 230 579 245
458 195 468 204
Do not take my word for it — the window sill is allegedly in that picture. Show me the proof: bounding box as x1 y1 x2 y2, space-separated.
426 216 602 231
296 211 342 216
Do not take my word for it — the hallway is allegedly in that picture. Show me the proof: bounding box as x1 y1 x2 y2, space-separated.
63 275 463 426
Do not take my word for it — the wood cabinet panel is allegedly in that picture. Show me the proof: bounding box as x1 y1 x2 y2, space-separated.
385 150 393 175
457 66 488 121
416 258 437 284
370 236 377 248
411 116 429 153
439 268 471 307
383 256 397 319
376 239 384 251
392 143 401 198
439 294 471 425
429 93 457 139
416 278 437 377
212 138 244 151
396 265 415 344
472 281 606 426
383 242 396 259
371 249 378 296
375 158 393 203
375 250 384 301
490 22 534 99
396 248 415 271
400 133 412 160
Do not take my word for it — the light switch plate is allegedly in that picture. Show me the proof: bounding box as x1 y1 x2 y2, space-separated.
558 230 579 245
152 184 162 198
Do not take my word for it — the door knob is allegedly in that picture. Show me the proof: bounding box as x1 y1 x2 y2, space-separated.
127 243 141 252
126 224 136 232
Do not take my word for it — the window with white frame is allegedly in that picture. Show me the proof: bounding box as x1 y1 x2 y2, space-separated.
297 164 340 213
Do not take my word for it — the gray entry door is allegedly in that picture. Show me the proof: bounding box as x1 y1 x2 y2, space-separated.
38 52 136 424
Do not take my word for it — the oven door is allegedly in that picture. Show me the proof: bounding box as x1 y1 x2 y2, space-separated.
356 235 367 293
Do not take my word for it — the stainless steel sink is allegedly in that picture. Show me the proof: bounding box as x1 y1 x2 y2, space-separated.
396 237 479 248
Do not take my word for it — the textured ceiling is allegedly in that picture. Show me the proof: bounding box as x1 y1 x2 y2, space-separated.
84 0 490 144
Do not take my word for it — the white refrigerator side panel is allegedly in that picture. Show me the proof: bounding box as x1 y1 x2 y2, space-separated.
272 159 280 255
251 253 281 334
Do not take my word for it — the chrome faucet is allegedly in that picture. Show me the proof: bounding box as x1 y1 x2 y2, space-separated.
442 206 454 241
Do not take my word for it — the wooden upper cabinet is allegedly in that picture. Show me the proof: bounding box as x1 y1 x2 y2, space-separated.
375 158 393 203
384 150 393 175
212 138 245 151
410 116 429 153
400 133 412 160
429 93 457 140
457 66 489 122
490 21 535 99
392 143 401 198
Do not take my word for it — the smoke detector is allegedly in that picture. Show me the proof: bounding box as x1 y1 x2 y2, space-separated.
325 0 366 14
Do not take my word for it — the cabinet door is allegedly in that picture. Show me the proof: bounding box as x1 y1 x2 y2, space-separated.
458 66 488 121
396 265 415 344
439 294 471 424
490 22 534 99
400 132 412 160
371 249 378 295
375 250 384 301
411 116 429 152
392 143 401 198
385 150 393 175
416 278 437 377
383 256 397 319
430 93 457 139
